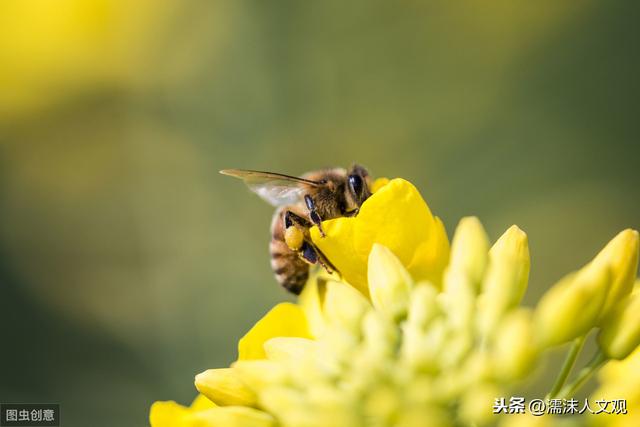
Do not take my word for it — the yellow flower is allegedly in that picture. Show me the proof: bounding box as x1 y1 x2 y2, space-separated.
152 176 640 427
183 219 541 426
310 178 450 296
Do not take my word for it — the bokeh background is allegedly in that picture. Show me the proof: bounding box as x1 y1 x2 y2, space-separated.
1 1 639 426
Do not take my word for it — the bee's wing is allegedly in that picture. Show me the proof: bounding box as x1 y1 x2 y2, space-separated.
220 169 323 207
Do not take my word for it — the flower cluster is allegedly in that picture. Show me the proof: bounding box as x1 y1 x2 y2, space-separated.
150 178 639 427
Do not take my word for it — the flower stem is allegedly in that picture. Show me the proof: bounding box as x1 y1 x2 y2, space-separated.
556 350 608 400
546 335 586 400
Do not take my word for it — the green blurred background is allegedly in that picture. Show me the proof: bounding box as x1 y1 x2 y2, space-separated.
1 1 639 426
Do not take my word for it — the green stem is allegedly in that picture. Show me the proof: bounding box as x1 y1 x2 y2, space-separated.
557 351 608 400
546 335 586 400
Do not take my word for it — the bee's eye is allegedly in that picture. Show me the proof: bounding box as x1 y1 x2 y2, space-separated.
348 174 364 196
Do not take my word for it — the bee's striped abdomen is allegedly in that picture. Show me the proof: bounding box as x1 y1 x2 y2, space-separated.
269 208 309 294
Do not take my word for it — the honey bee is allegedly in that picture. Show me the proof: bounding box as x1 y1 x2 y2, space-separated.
220 165 373 294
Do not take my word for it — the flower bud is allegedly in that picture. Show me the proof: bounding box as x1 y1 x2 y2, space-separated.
307 384 359 426
298 273 329 338
231 360 287 391
407 283 440 329
499 413 554 427
396 406 450 427
598 284 640 360
258 386 305 424
323 280 371 331
447 217 490 290
363 310 399 360
401 316 445 373
493 308 537 380
593 229 639 319
485 225 530 304
263 337 317 362
442 270 475 332
368 243 413 320
459 383 504 427
195 368 257 407
534 262 610 347
439 331 474 369
477 225 530 338
364 385 400 425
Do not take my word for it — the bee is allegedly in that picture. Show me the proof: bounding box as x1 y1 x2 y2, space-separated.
220 165 373 294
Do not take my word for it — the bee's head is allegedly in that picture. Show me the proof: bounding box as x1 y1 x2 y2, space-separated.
346 164 372 209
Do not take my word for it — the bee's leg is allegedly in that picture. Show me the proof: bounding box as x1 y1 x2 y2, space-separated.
314 244 338 275
283 210 310 251
284 210 311 228
343 209 359 217
284 210 334 274
299 240 338 275
304 194 325 237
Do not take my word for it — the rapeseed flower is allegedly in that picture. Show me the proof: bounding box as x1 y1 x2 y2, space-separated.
151 178 639 427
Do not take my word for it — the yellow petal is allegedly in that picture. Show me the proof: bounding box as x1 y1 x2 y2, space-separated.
368 244 413 320
237 302 312 361
407 216 450 288
189 394 217 411
593 229 639 319
195 368 257 407
311 178 449 296
370 177 390 193
192 407 275 427
149 395 216 427
150 400 191 427
311 217 363 293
